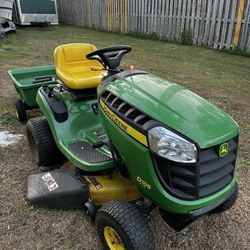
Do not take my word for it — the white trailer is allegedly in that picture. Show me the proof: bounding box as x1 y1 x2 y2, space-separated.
13 0 58 26
0 0 16 38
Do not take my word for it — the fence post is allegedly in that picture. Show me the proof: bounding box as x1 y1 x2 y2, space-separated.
233 0 245 48
124 0 128 33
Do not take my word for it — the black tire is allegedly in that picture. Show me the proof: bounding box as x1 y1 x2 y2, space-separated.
15 99 27 123
26 116 64 167
0 30 5 39
210 185 238 214
96 201 155 250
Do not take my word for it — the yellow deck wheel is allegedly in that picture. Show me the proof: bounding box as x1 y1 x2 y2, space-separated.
103 226 125 250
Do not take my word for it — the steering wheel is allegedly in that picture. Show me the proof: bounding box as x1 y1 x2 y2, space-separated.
86 45 131 70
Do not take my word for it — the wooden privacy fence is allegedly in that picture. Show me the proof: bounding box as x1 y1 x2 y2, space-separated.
57 0 250 50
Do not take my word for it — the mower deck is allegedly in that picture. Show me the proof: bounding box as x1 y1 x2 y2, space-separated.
27 169 141 209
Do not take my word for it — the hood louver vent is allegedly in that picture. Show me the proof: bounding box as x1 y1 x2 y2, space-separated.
100 91 156 133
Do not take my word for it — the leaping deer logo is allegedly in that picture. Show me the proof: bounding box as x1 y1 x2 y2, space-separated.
219 143 229 157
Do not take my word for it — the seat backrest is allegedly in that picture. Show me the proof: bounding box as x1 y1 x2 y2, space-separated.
54 43 101 72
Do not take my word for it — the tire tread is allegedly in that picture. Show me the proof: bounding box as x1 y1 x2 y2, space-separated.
96 201 155 250
26 117 64 166
15 99 27 122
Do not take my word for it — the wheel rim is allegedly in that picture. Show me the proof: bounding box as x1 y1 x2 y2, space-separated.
103 226 125 250
15 110 19 120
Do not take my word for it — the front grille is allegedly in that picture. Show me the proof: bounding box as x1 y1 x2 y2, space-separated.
154 137 238 200
199 137 238 198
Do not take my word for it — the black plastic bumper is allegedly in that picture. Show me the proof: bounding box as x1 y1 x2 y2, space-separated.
160 185 238 231
27 170 89 209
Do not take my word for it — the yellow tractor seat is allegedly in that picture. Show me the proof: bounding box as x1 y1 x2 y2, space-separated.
54 43 104 90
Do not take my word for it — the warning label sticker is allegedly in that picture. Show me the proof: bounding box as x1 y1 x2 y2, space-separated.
41 173 59 192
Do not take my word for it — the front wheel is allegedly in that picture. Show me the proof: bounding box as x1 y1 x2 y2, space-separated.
95 201 155 250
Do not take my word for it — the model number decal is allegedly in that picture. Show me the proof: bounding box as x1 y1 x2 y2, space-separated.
136 176 151 190
41 173 59 192
101 101 128 133
99 99 148 146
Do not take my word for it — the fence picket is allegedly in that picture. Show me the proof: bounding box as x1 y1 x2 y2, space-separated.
185 0 192 31
190 0 196 39
198 0 207 46
239 0 250 49
180 0 187 33
194 0 202 44
226 0 238 48
176 0 182 40
208 0 219 46
214 0 225 49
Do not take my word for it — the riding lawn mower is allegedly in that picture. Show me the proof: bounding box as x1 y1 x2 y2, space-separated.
9 44 239 250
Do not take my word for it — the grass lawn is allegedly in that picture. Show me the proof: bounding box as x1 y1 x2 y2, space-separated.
0 25 249 250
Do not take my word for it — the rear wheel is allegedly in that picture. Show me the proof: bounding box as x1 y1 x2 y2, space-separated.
26 116 64 167
96 201 155 250
14 99 27 123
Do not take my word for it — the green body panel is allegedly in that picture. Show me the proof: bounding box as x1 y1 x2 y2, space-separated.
36 88 114 172
98 71 239 213
20 0 56 14
100 73 239 149
8 65 56 107
99 104 237 213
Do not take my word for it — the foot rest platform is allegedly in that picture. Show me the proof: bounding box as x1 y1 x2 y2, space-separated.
68 141 111 164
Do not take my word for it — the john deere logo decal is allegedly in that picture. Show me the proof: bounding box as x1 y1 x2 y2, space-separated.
219 143 229 157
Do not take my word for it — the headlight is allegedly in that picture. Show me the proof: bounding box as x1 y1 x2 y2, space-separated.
148 127 197 163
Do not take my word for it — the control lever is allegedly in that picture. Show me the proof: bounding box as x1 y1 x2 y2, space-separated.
92 141 106 149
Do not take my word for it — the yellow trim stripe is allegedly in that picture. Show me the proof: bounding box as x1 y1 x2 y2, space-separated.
100 99 148 147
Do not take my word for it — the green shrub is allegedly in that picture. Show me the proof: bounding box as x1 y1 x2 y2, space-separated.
180 29 193 45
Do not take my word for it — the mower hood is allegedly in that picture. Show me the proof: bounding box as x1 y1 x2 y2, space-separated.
102 72 239 149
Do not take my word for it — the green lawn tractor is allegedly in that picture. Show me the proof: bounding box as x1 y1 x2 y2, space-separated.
9 43 239 250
